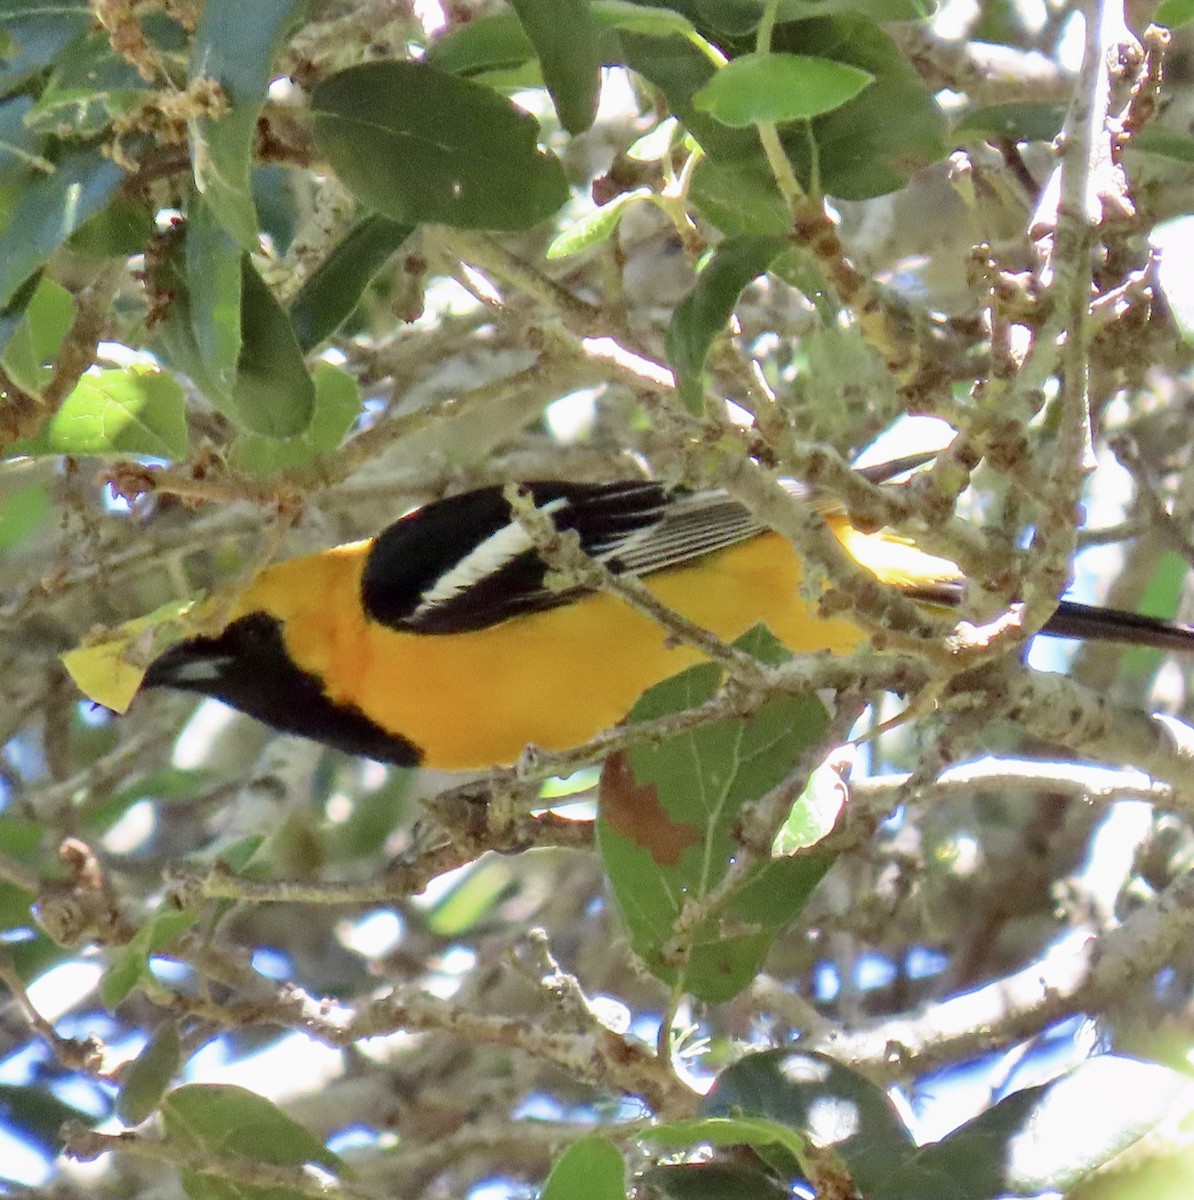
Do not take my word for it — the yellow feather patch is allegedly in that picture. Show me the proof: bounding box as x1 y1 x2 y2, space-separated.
833 523 963 590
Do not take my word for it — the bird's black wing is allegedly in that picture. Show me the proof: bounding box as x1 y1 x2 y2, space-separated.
361 456 940 636
361 480 773 634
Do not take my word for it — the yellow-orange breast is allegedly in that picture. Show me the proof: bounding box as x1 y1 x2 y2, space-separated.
231 531 875 769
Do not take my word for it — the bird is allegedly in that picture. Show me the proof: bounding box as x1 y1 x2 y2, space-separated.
140 469 1194 770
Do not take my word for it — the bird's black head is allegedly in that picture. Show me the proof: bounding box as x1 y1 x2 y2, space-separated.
141 612 421 766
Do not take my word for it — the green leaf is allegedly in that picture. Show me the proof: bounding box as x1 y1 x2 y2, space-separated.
426 14 536 75
117 1021 182 1127
461 59 545 94
542 1135 624 1200
957 102 1066 142
0 882 34 934
0 816 41 931
0 271 43 357
641 1162 790 1199
694 53 872 126
311 60 569 231
162 1084 344 1174
649 0 933 32
771 760 844 853
11 366 187 459
186 195 243 390
322 771 418 863
597 629 835 1002
100 908 198 1007
230 361 359 475
233 255 317 438
1 274 73 392
303 360 360 454
693 0 787 33
666 234 788 412
84 767 211 837
1130 123 1194 164
0 813 44 861
1122 550 1190 675
884 1057 1194 1199
0 1 92 97
195 834 266 874
646 1115 806 1161
424 858 514 936
289 214 413 352
426 3 695 78
68 192 154 258
0 1083 92 1155
0 482 51 551
189 0 306 250
702 1049 916 1193
1156 0 1194 28
592 0 698 37
149 227 231 408
148 228 296 436
151 233 310 441
252 164 298 252
773 16 946 199
546 188 651 259
619 30 759 162
509 0 601 134
0 95 50 182
177 1172 306 1200
0 146 126 306
689 157 789 235
624 15 941 200
782 0 935 14
627 115 680 161
6 930 72 989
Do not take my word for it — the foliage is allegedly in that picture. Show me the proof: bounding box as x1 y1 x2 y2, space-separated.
3 1 1194 1199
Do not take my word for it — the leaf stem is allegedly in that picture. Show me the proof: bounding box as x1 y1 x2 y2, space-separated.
754 0 804 208
758 122 804 210
755 0 780 53
657 985 684 1067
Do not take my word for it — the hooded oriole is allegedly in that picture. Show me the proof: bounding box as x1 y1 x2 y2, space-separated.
141 472 1194 769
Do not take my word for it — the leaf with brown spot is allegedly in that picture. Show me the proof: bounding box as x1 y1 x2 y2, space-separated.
599 751 701 867
596 625 838 1003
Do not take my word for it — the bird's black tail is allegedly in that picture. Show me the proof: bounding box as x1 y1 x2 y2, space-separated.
1042 599 1194 653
